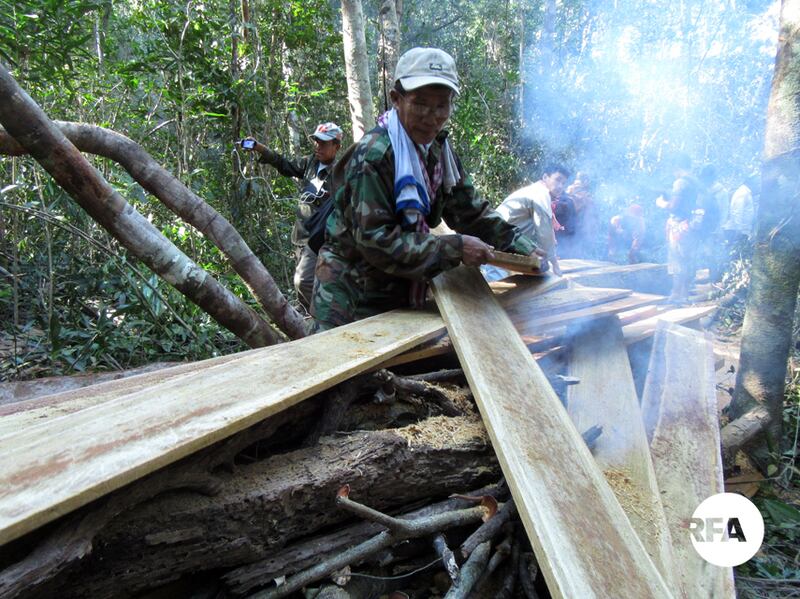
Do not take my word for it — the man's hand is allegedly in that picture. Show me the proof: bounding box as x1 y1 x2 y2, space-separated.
241 137 264 153
551 256 562 276
530 247 548 259
461 235 495 266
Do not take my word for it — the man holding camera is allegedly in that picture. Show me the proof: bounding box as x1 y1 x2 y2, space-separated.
242 122 343 310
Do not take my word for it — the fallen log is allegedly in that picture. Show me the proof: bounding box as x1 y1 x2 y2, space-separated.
720 405 772 470
12 414 498 599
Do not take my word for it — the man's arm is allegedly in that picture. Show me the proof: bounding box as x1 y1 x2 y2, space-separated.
442 174 538 257
246 139 309 179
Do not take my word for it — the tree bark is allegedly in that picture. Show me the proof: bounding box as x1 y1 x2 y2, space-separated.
341 0 375 140
729 0 800 464
0 65 284 347
377 0 401 113
21 415 496 599
0 122 307 340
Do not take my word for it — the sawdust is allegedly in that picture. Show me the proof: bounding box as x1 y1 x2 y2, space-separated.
603 467 667 559
341 331 372 344
394 414 488 450
435 383 477 415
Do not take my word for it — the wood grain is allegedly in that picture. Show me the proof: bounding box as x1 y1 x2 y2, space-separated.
567 317 678 595
485 250 542 273
431 266 672 599
0 309 444 545
641 322 734 599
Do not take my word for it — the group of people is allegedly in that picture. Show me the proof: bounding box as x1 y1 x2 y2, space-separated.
658 157 758 304
241 46 759 332
243 47 546 332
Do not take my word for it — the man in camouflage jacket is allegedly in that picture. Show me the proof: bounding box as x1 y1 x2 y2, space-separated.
244 123 343 310
311 48 541 331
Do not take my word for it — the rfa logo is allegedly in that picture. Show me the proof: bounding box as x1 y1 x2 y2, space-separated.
689 493 764 567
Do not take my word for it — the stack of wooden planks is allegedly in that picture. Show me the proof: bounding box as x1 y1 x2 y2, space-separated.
0 260 729 598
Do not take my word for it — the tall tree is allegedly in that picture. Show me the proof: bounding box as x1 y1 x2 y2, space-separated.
729 0 800 466
377 0 402 113
341 0 375 140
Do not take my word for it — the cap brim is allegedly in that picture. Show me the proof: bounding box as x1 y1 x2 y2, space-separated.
399 75 460 95
310 133 338 141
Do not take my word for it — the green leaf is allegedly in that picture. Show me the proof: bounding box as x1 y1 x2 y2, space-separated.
767 464 778 476
762 499 800 526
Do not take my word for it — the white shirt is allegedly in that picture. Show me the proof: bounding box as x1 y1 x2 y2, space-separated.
496 180 556 254
724 184 755 236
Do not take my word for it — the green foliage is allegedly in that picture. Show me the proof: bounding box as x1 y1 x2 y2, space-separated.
0 0 784 381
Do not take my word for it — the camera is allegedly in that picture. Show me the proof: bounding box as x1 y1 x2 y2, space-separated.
240 139 256 150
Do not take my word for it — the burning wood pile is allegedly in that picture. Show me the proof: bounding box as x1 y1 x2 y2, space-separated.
0 261 732 598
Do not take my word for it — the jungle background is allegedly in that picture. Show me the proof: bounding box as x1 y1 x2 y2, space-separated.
0 0 798 596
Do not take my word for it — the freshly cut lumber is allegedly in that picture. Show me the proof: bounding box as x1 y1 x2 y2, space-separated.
430 265 672 599
485 250 542 274
557 258 610 273
622 305 716 345
641 322 735 599
384 285 643 369
382 273 567 369
567 262 670 295
0 353 255 436
0 309 444 545
566 317 678 594
488 271 566 300
514 292 663 340
503 285 631 321
0 362 174 407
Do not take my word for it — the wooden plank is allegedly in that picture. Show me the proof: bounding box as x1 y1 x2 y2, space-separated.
567 262 670 295
558 258 611 273
622 305 716 345
566 317 678 594
430 266 672 599
641 322 735 599
381 273 567 369
513 292 664 338
485 250 542 274
0 309 444 546
0 353 256 436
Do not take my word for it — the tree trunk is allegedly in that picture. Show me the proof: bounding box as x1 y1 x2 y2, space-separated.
728 0 800 463
0 122 307 339
20 415 497 599
341 0 375 140
377 0 401 113
0 64 282 348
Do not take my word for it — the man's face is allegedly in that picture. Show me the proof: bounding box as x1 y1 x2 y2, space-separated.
542 172 568 199
391 85 454 145
313 138 339 165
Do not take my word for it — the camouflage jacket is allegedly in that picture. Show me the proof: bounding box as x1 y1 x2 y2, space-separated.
259 149 333 245
311 127 537 329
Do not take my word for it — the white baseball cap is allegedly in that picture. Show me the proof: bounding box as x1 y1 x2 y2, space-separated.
394 48 460 95
310 122 343 142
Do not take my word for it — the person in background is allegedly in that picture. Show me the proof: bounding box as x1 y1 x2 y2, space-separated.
563 171 598 258
310 48 543 331
660 154 700 304
607 204 646 264
723 173 758 245
553 190 578 259
242 123 343 311
494 163 572 276
697 164 727 281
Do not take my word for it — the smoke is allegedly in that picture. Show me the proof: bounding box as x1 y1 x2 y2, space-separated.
521 1 779 200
